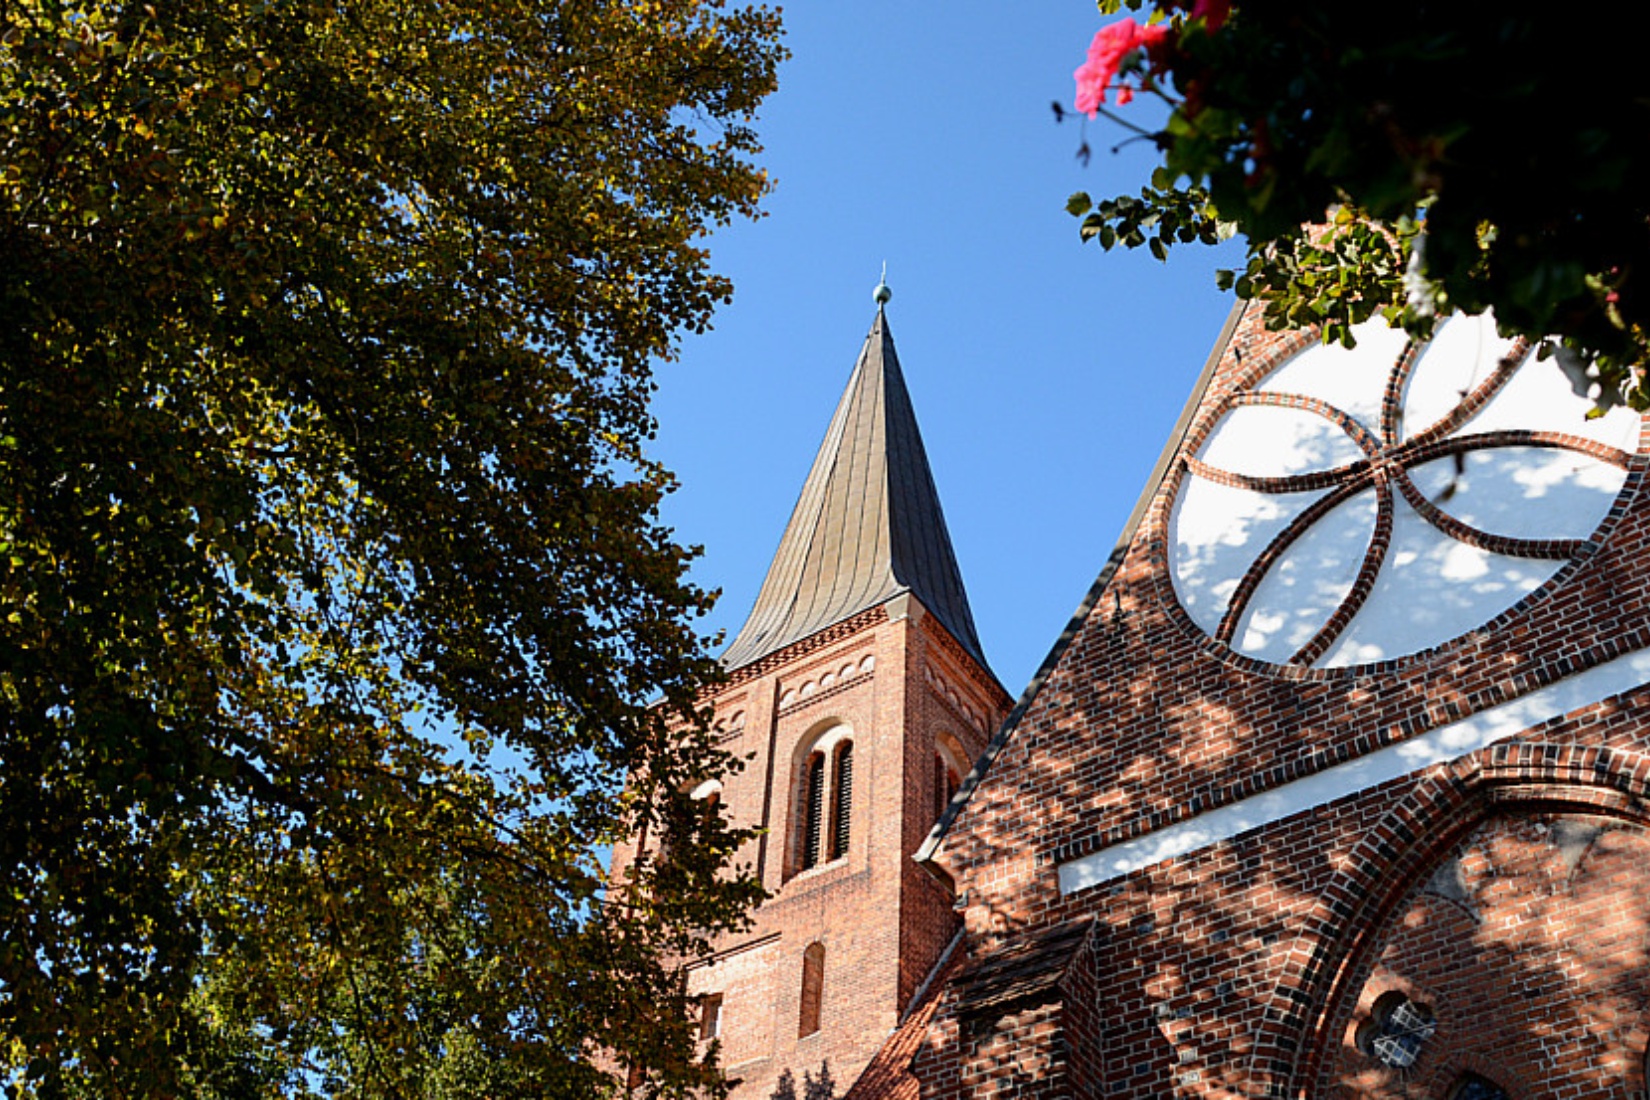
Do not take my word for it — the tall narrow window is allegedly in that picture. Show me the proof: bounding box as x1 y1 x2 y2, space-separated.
802 752 825 870
830 743 853 860
794 734 855 876
799 942 825 1038
698 993 723 1042
934 753 947 823
934 753 960 824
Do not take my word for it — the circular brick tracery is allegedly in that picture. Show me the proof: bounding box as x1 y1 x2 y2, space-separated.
1165 320 1638 671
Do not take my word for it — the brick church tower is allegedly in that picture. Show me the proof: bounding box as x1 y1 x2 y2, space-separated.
615 289 1011 1098
843 302 1650 1100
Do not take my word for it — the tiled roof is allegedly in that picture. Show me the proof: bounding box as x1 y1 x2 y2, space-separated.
721 306 991 674
950 918 1092 1018
841 921 1092 1100
840 941 967 1100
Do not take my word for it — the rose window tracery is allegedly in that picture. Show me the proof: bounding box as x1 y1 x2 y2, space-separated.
1169 313 1642 668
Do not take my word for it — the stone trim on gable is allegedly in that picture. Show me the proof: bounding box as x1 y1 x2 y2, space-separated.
1144 321 1649 682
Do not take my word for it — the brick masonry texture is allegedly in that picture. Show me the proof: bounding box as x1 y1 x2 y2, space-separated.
871 302 1650 1100
609 597 1011 1099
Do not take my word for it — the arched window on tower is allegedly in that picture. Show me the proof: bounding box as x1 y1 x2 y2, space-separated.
802 751 826 870
794 727 853 874
830 742 853 861
660 780 723 864
799 942 825 1038
933 752 960 824
933 732 967 827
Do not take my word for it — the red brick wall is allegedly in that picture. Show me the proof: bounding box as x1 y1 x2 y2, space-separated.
1327 811 1650 1099
905 303 1650 1099
616 596 1008 1099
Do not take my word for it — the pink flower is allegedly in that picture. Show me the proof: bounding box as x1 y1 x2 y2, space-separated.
1075 18 1170 115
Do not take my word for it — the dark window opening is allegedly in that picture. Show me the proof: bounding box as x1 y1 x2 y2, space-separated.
1448 1073 1510 1100
799 942 825 1038
797 739 854 874
802 752 825 870
830 743 853 860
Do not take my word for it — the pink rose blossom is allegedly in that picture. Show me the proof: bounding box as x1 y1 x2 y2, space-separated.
1075 18 1169 115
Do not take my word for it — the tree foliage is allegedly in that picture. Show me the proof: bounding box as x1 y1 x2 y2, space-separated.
1063 3 1650 408
0 0 781 1095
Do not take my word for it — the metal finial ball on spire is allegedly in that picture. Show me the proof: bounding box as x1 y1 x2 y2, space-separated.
873 262 891 305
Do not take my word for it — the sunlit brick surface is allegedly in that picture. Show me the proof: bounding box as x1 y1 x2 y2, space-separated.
858 302 1650 1100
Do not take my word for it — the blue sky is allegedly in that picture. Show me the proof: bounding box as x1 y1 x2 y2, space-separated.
652 2 1245 696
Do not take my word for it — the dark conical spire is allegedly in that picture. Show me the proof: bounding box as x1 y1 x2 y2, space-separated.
721 306 991 674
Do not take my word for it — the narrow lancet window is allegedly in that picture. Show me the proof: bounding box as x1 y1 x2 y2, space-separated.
830 743 853 860
799 942 825 1037
802 752 826 870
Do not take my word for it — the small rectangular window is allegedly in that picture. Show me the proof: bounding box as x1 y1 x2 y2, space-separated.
699 993 723 1041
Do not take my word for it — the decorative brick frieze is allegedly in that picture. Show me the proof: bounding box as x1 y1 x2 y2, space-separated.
720 605 890 690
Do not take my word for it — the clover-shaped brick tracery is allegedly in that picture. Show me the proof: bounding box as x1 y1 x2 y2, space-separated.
1168 315 1641 669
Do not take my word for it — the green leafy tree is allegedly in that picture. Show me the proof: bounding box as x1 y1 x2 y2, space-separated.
0 0 781 1095
1063 3 1650 407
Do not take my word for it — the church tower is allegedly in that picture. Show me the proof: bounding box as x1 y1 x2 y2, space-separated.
620 288 1011 1097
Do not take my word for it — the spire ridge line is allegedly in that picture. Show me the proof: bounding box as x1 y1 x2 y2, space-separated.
720 305 990 675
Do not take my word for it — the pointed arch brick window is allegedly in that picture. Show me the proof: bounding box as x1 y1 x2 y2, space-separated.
933 752 960 824
799 942 825 1038
933 732 966 826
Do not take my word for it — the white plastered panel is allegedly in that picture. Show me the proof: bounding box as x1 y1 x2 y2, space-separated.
1233 489 1377 664
1257 318 1409 426
1170 478 1328 637
1318 495 1561 668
